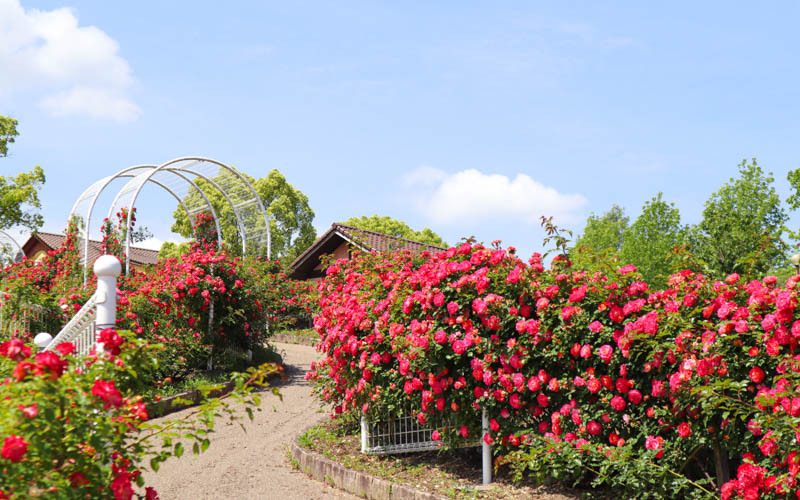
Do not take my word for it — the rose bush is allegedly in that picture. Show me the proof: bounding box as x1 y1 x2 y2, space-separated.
308 242 800 498
0 330 279 499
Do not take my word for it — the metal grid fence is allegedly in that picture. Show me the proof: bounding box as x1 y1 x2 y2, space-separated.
360 414 442 455
0 300 60 337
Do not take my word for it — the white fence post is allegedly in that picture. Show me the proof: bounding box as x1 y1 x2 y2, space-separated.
360 416 368 453
482 408 492 484
94 255 121 331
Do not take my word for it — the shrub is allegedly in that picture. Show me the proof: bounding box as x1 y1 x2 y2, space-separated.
0 330 279 499
308 242 800 498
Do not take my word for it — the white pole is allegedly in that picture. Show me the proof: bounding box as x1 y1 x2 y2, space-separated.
482 408 492 484
360 416 368 453
93 255 121 331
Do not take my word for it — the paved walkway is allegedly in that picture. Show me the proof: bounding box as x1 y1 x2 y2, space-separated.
142 342 358 500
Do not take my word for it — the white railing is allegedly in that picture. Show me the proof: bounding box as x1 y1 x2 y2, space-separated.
360 408 492 484
36 255 121 355
44 292 98 356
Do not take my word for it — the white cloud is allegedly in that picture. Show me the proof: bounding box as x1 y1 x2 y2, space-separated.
41 87 139 121
135 237 164 251
135 237 186 251
0 0 139 121
405 167 587 225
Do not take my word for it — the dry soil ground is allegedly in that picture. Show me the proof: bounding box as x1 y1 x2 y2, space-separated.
142 342 358 500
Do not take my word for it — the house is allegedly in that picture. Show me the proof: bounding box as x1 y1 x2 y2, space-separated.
21 232 160 268
289 223 447 280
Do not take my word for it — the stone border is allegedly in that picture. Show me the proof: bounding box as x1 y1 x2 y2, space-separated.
289 429 448 500
146 380 237 419
272 332 317 346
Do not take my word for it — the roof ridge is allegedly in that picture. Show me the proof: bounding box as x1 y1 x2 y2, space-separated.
32 232 161 252
333 223 447 250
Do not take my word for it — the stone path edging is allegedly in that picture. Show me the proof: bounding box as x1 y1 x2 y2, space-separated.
146 380 237 419
290 428 448 500
272 332 317 346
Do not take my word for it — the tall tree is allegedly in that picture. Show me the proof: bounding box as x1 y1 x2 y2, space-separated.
692 159 787 277
171 168 316 263
0 115 45 232
571 205 628 269
343 215 447 247
620 193 686 287
0 115 18 158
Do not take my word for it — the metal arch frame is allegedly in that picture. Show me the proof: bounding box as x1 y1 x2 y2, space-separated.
119 157 271 274
0 230 23 264
70 165 222 283
156 157 271 258
114 163 244 274
104 165 225 248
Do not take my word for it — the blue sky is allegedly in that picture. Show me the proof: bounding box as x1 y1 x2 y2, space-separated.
1 1 799 259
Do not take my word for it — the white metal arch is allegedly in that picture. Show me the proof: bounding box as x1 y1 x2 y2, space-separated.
70 157 271 276
70 165 223 283
0 230 23 265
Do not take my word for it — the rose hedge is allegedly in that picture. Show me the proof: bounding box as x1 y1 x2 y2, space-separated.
0 223 315 380
307 243 800 499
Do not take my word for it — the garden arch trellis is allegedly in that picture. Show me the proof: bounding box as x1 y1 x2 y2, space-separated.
69 157 271 282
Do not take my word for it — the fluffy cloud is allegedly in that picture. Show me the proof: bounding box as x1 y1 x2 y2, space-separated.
0 0 139 121
405 166 587 225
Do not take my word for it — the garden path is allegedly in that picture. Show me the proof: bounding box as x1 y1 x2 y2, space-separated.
142 342 358 500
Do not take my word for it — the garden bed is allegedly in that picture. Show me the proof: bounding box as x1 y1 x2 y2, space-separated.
296 418 604 500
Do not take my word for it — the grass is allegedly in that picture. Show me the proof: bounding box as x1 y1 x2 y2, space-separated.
297 418 590 500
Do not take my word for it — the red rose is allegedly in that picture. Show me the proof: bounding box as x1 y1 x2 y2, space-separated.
12 360 35 382
34 351 68 380
610 396 626 412
677 422 692 438
1 435 28 463
98 328 124 356
54 342 76 357
92 379 123 409
69 472 89 487
749 367 765 384
0 339 31 360
18 404 37 419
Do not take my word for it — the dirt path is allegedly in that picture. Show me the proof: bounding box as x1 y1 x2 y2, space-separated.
142 342 358 500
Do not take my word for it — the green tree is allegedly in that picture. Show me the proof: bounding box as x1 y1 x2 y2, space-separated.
158 241 191 260
692 159 787 277
0 115 18 158
343 215 447 247
0 115 45 232
171 168 316 264
620 193 686 287
571 205 628 270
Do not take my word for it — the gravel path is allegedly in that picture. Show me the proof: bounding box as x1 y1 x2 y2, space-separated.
142 342 358 500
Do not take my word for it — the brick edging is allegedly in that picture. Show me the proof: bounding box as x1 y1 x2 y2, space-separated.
289 429 448 500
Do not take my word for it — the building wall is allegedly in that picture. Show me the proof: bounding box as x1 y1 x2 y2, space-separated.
22 240 51 261
312 241 350 271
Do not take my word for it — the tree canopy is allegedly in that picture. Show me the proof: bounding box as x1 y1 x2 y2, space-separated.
343 215 447 247
571 205 628 269
0 115 45 232
170 168 316 264
620 193 686 287
691 159 787 277
0 115 18 158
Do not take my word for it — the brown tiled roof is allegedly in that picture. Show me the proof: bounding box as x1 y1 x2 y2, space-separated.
334 224 446 254
289 223 447 279
23 232 160 267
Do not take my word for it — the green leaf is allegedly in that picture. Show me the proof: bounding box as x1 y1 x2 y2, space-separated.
175 442 184 458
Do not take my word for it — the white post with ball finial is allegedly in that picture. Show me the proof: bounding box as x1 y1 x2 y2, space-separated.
94 255 121 331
